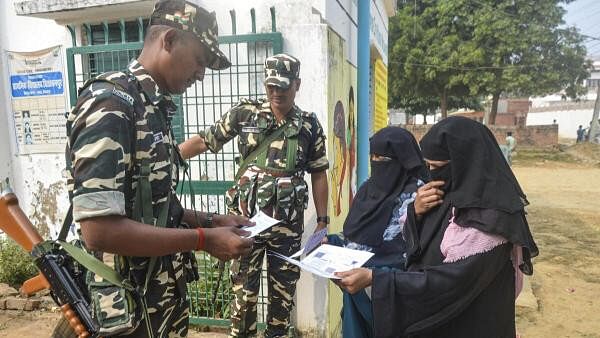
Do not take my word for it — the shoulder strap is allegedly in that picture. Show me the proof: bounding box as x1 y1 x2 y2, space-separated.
59 240 134 290
235 121 291 180
285 112 304 171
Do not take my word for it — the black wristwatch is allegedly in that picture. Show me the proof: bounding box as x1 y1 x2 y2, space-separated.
205 212 214 228
316 216 330 224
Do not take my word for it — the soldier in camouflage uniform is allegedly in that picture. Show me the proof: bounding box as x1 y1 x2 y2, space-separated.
65 1 254 337
179 54 329 337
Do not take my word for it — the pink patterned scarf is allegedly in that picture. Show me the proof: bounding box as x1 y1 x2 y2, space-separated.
441 208 524 298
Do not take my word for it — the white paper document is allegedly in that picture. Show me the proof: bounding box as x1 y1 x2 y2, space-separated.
271 244 374 279
241 211 281 238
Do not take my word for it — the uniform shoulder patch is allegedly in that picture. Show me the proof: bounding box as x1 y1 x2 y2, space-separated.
80 71 135 108
111 87 135 107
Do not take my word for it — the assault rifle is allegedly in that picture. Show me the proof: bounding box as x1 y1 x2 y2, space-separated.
0 183 99 338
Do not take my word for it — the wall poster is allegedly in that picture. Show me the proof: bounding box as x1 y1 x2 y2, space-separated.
6 46 67 154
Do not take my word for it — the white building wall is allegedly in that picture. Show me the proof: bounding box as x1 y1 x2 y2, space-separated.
0 0 72 238
529 90 598 138
527 110 596 139
0 1 13 185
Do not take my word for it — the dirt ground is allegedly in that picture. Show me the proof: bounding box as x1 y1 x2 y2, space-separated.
512 148 600 338
1 145 599 338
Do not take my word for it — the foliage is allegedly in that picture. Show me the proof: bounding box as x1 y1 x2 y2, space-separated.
389 0 480 118
388 0 590 124
188 254 233 319
0 238 38 289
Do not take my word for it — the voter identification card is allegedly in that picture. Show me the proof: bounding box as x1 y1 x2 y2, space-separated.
289 227 328 259
303 228 328 256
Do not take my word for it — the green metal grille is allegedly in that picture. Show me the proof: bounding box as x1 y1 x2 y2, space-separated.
66 12 283 330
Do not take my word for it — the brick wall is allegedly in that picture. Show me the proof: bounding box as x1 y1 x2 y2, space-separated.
399 123 558 147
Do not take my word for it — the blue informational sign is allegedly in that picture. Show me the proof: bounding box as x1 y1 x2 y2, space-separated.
10 71 64 97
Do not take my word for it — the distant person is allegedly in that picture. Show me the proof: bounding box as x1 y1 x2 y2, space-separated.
586 122 592 141
505 132 516 165
577 125 585 143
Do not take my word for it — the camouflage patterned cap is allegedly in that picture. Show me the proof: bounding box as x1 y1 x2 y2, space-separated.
150 0 231 70
264 54 301 89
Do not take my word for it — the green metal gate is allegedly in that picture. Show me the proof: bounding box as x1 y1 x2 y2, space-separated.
65 8 282 329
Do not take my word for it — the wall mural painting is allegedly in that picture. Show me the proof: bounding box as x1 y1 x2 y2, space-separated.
347 87 356 208
327 29 358 224
331 100 347 216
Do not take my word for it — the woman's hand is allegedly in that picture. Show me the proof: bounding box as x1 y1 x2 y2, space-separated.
334 268 373 294
414 181 445 217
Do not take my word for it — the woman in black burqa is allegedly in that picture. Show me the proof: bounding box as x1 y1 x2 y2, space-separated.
329 126 428 337
336 116 538 338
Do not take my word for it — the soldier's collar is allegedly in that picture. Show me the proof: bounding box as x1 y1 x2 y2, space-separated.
128 60 178 117
128 60 172 107
263 103 301 127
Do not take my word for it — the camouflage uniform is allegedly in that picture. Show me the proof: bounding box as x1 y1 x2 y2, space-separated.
202 54 328 337
66 1 231 337
66 59 196 338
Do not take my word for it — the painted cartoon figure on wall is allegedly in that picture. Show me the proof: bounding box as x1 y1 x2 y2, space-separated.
347 87 356 207
331 100 347 216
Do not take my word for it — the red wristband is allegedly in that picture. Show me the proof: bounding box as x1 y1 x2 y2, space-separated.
195 227 205 251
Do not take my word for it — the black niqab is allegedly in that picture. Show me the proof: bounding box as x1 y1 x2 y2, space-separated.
419 116 538 273
343 127 426 246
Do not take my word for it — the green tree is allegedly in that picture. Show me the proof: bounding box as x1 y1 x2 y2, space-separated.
388 0 484 118
388 0 590 124
465 0 590 124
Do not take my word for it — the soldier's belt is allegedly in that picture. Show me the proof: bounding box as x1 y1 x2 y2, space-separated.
249 166 300 178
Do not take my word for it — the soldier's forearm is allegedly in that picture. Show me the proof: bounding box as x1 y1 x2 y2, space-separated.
182 209 211 228
179 135 208 159
311 170 328 218
80 215 197 256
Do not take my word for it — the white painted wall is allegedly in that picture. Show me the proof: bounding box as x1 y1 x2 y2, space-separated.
0 0 72 238
527 110 596 139
0 1 13 185
529 88 598 138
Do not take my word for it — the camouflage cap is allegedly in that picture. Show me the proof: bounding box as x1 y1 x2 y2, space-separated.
150 0 231 70
264 54 301 89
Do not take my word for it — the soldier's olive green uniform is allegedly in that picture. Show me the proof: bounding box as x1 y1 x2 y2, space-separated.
201 98 328 337
65 0 232 336
66 59 198 338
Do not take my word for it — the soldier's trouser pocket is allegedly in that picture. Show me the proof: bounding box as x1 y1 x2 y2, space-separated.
227 171 259 216
88 279 141 336
275 177 307 224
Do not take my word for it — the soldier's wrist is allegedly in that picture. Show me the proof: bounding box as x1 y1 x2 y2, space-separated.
316 216 329 225
204 212 214 228
195 227 205 251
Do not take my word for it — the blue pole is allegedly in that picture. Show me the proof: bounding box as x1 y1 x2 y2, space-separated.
357 0 371 185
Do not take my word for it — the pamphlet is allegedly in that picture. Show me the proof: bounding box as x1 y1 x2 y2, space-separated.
271 244 374 279
241 211 281 238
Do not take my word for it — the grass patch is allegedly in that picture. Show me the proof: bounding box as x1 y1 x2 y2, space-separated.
513 147 578 164
0 238 38 289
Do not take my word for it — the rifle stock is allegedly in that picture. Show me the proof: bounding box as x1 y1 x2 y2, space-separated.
0 191 99 338
0 192 44 251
